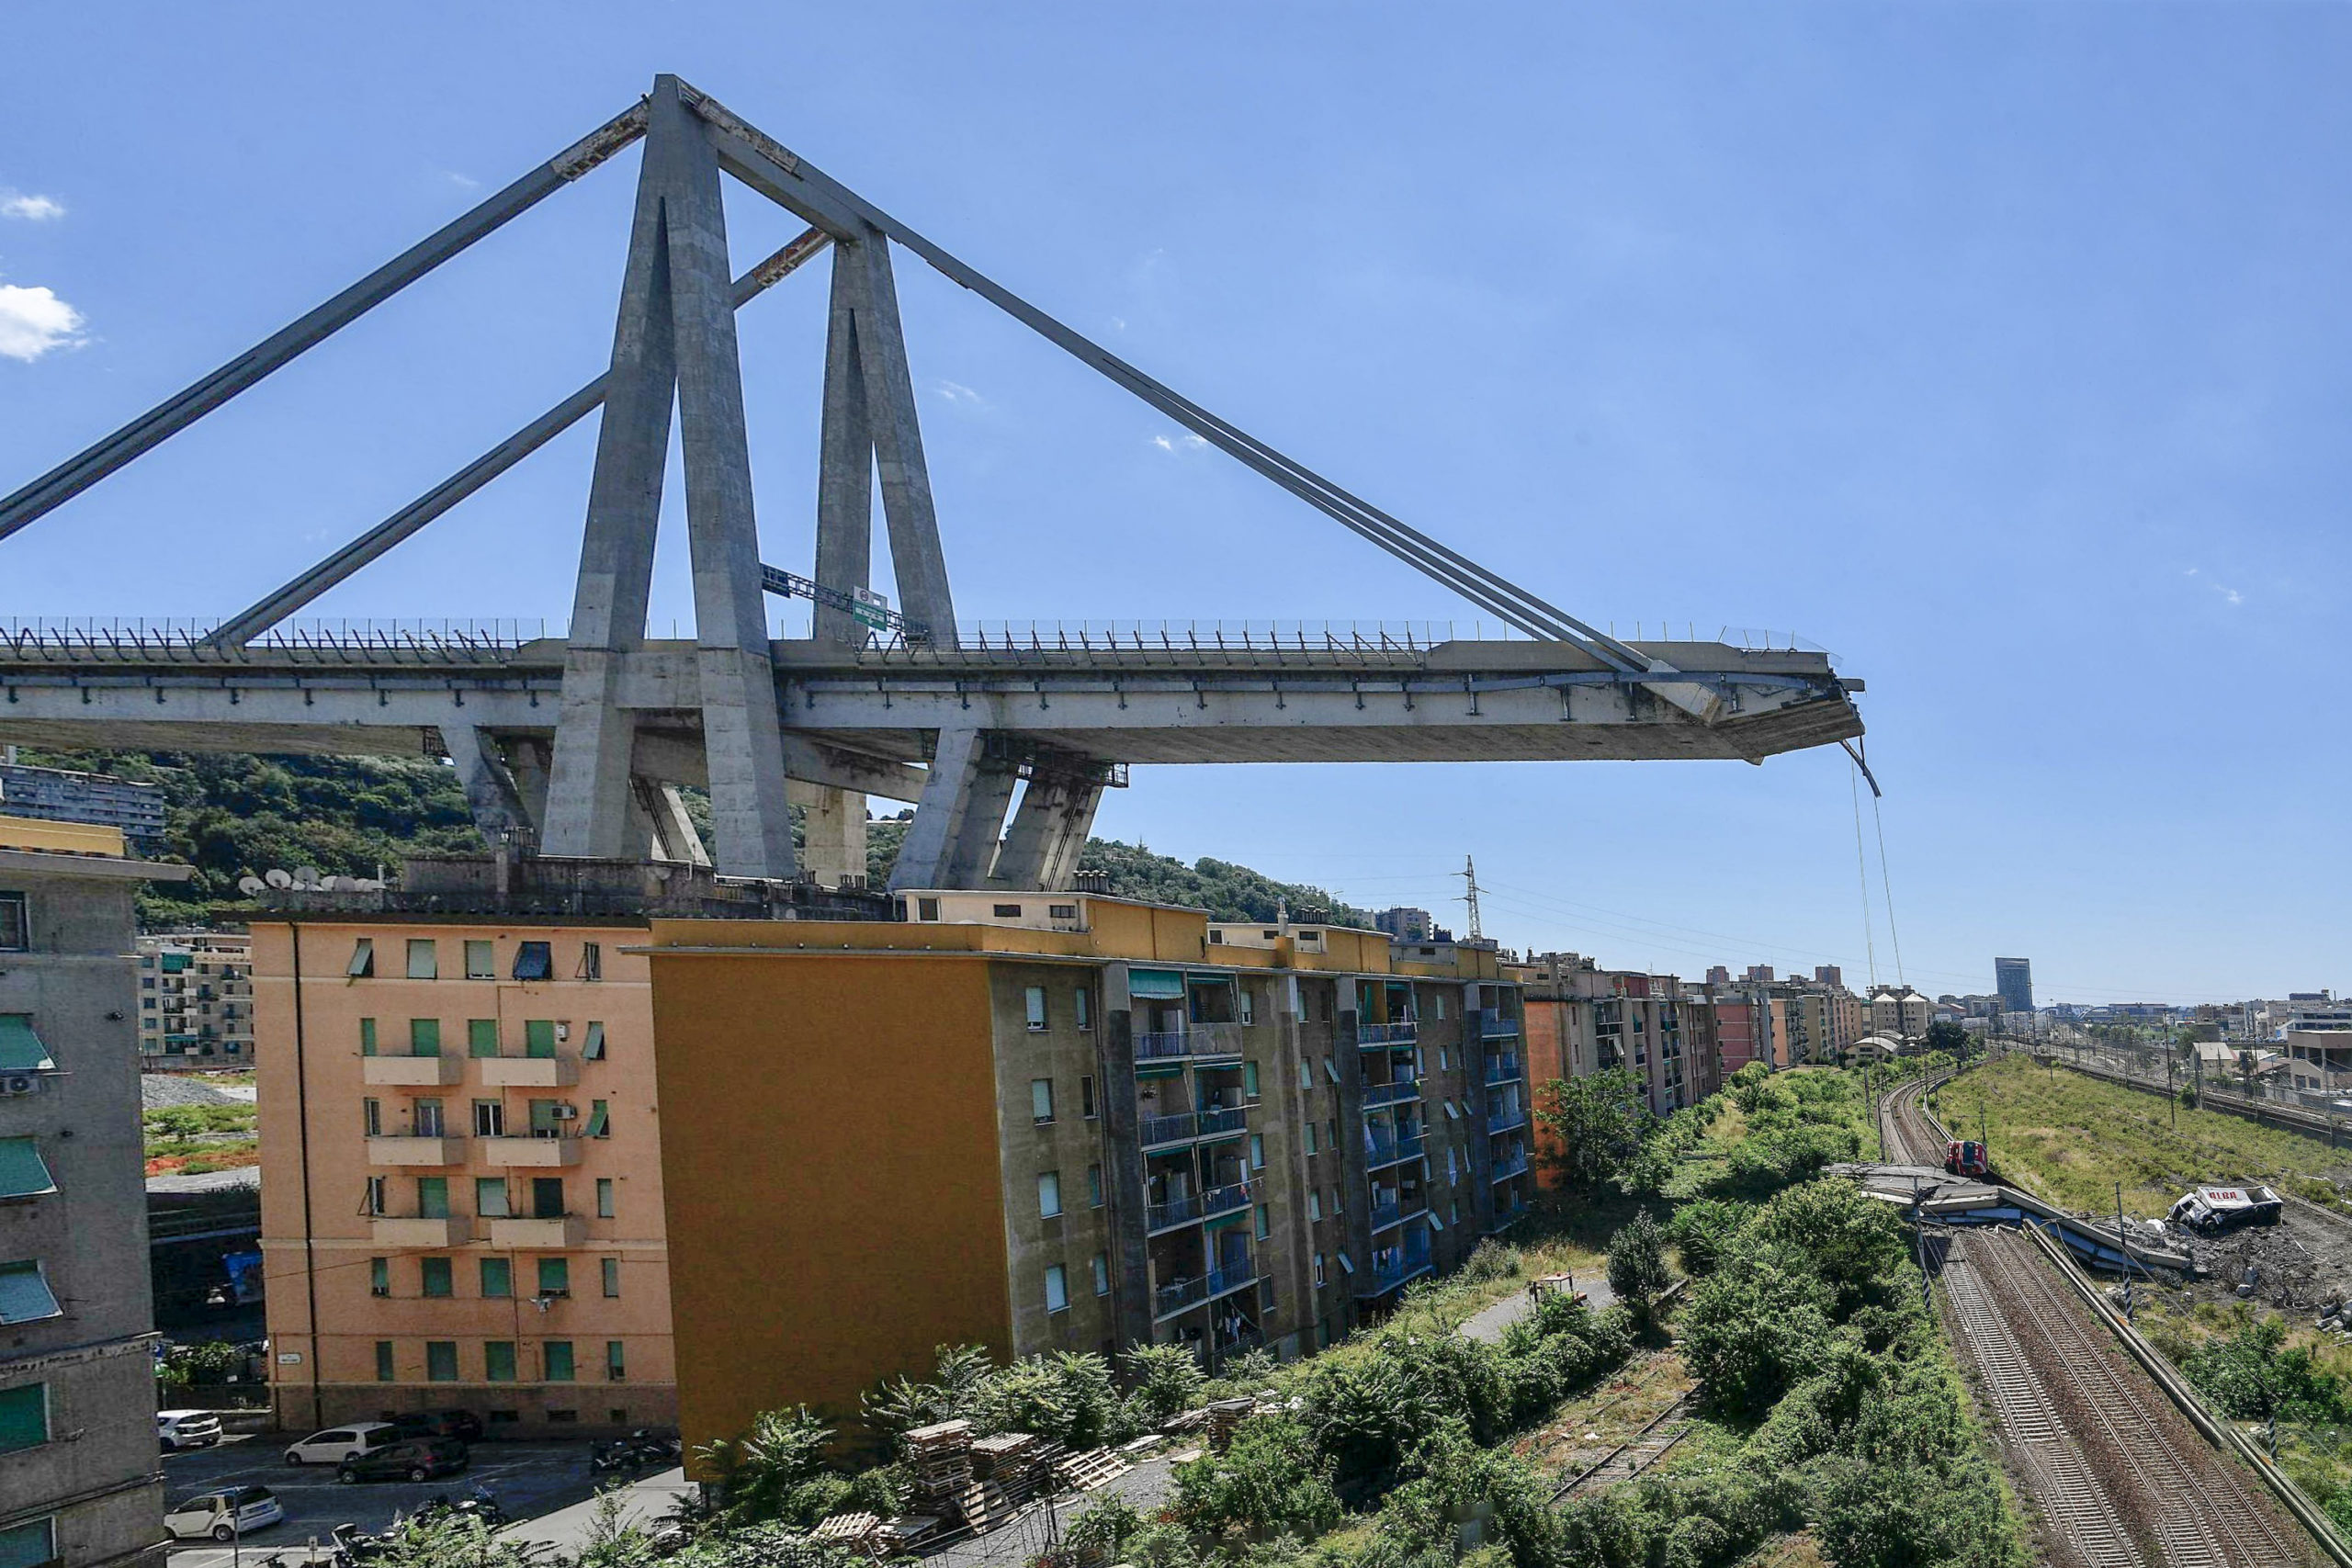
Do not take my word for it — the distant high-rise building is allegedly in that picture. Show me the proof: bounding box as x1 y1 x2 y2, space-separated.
1995 957 2033 1015
1814 965 1842 987
0 762 165 844
1705 965 1731 987
1374 907 1433 942
1745 964 1774 984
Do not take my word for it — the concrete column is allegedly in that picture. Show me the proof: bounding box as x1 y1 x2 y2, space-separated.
1103 1002 1154 1354
438 723 534 845
847 233 957 645
943 764 1020 887
506 738 553 833
1336 1004 1372 1328
989 774 1104 891
790 782 867 885
650 783 712 867
888 726 986 890
813 245 874 649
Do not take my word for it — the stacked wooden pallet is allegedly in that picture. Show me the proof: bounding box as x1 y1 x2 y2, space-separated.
902 1418 977 1517
810 1512 882 1554
1206 1398 1255 1451
1057 1445 1133 1493
871 1516 941 1554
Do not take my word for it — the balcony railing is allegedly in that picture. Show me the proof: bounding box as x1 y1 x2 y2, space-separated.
1487 1105 1528 1135
1197 1106 1249 1140
1357 1021 1419 1046
1371 1193 1429 1232
1135 1030 1193 1062
1202 1181 1251 1221
1207 1258 1256 1300
1140 1111 1198 1148
1484 1055 1521 1085
1148 1193 1203 1233
1490 1153 1531 1181
1473 1009 1521 1040
1366 1133 1424 1170
1355 1253 1435 1298
1189 1022 1245 1059
1135 1022 1245 1062
1154 1275 1208 1318
1363 1078 1421 1108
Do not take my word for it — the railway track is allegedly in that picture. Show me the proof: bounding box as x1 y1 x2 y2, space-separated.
1877 1075 2323 1566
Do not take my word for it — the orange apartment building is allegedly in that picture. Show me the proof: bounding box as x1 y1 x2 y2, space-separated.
1514 954 1722 1189
642 892 1530 1458
254 883 677 1436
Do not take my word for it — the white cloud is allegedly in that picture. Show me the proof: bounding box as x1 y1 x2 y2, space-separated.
934 379 985 407
1151 432 1209 453
443 171 480 191
0 280 85 361
0 193 64 221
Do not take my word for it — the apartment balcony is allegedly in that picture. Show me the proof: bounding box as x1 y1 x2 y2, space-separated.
489 1214 585 1248
1206 1258 1256 1302
363 1055 464 1087
1484 1055 1522 1086
1365 1133 1425 1171
1189 1023 1244 1061
1487 1106 1528 1135
1354 1253 1434 1299
479 1054 579 1089
1473 1009 1521 1041
1153 1274 1208 1319
1140 1111 1198 1150
365 1135 466 1168
1489 1153 1531 1182
479 1135 582 1168
370 1215 470 1247
1363 1078 1421 1109
1197 1106 1249 1142
1134 1023 1244 1063
1488 1200 1529 1235
1370 1194 1429 1234
1148 1193 1204 1234
1357 1021 1419 1046
1201 1181 1251 1222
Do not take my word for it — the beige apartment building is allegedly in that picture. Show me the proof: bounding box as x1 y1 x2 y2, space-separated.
254 897 674 1436
135 931 254 1065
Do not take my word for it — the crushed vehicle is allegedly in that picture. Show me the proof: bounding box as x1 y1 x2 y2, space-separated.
2165 1184 2285 1236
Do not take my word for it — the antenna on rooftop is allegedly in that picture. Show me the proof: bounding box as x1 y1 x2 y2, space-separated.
1457 856 1484 942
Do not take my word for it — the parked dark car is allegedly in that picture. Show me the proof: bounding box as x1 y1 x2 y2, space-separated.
390 1410 485 1442
336 1438 469 1484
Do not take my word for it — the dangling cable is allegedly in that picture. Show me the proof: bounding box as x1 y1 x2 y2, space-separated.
1871 790 1906 990
1849 762 1880 991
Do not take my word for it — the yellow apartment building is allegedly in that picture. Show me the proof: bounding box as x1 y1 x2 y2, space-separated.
643 891 1528 1461
254 904 674 1436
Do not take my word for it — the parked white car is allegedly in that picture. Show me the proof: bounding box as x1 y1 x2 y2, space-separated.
155 1409 222 1451
282 1422 400 1466
165 1485 283 1541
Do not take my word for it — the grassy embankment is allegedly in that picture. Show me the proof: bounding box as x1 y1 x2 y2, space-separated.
1932 1054 2352 1219
142 1100 258 1176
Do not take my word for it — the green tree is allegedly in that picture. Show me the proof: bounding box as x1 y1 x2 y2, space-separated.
695 1406 833 1525
1119 1341 1206 1428
1924 1020 1969 1056
1170 1415 1342 1541
1532 1068 1650 1189
1605 1210 1670 1323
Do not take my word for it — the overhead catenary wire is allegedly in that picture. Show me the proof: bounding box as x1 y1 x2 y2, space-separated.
1870 790 1907 991
1849 762 1882 992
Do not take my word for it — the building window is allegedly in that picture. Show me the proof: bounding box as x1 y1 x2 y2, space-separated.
602 1258 621 1298
473 1100 504 1138
583 1021 606 1060
0 1383 47 1452
1240 989 1255 1026
1304 1121 1317 1156
346 937 374 977
1031 1078 1055 1123
537 1258 571 1298
364 1177 386 1216
409 1018 441 1057
606 1340 627 1381
1243 1061 1261 1100
369 1257 390 1297
420 1257 454 1298
917 898 941 921
481 1258 513 1299
585 1100 610 1138
359 1017 378 1055
1044 1264 1069 1313
468 1019 499 1057
1298 1059 1312 1091
578 942 603 981
413 1099 446 1137
1080 1076 1096 1119
374 1343 396 1383
425 1342 458 1382
363 1098 381 1137
406 940 438 980
1250 1134 1265 1170
1314 1253 1326 1287
464 941 495 980
525 1020 557 1057
1050 904 1079 920
533 1177 566 1219
1038 1170 1063 1218
1091 1253 1111 1295
994 903 1023 918
1074 988 1091 1031
1087 1164 1103 1208
1308 1190 1322 1222
1255 1202 1271 1239
1024 987 1048 1031
485 1341 517 1382
416 1177 449 1219
543 1341 576 1382
476 1178 509 1218
1436 995 1448 1021
596 1179 615 1219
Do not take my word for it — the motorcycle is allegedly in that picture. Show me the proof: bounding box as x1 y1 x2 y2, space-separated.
590 1430 679 1475
328 1523 388 1568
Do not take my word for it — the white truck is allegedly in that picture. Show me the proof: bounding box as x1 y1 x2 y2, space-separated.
2165 1184 2285 1236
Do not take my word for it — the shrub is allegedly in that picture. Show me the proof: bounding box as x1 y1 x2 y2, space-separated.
1606 1211 1671 1319
695 1406 832 1524
1459 1239 1522 1285
1379 1423 1562 1568
1170 1414 1343 1540
1121 1341 1207 1428
1753 1179 1907 1311
970 1351 1119 1447
1666 1200 1748 1278
1304 1353 1447 1493
1679 1248 1835 1416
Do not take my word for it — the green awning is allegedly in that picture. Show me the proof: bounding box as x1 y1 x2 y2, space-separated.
0 1262 61 1325
1129 968 1185 999
160 953 192 973
0 1018 52 1073
0 1141 54 1201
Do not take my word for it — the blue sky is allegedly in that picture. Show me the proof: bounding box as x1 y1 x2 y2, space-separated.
2 5 2346 1003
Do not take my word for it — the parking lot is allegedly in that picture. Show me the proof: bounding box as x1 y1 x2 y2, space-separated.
159 1432 671 1567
